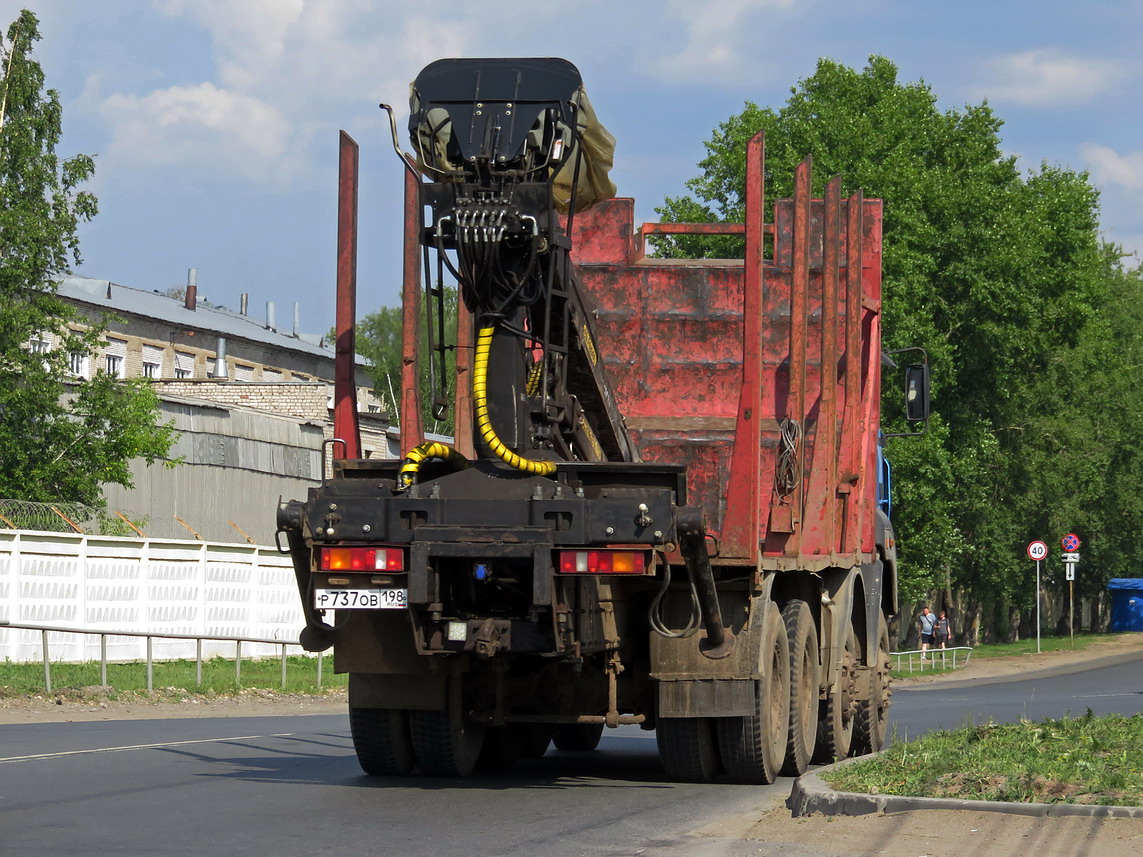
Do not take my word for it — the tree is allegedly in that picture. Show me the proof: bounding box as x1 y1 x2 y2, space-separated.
348 286 458 436
656 56 1133 636
0 10 176 507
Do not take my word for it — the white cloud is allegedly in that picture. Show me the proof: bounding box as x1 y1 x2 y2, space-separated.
1082 144 1143 192
975 50 1129 106
100 83 294 183
95 1 475 185
643 0 795 84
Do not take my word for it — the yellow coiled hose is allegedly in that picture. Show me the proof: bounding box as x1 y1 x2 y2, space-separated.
474 326 556 477
398 441 469 489
397 325 556 489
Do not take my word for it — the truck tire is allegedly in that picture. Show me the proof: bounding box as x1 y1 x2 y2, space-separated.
814 620 858 763
409 685 485 777
780 599 818 776
657 717 720 783
349 708 415 776
553 723 604 752
853 614 891 754
716 601 790 784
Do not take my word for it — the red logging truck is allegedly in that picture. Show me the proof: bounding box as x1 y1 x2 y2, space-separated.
277 57 929 782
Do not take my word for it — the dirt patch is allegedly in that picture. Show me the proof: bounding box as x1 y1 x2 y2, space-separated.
0 685 348 724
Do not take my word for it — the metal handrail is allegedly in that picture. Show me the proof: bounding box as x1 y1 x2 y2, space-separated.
890 646 973 674
0 621 324 694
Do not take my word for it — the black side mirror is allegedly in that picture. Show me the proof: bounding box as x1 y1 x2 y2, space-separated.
905 363 930 422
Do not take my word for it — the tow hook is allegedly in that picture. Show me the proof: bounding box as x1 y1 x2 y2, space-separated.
474 618 502 659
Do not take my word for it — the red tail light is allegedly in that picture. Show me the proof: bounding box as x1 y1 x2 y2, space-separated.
320 546 405 572
558 550 646 574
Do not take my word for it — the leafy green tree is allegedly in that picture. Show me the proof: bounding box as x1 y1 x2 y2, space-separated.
0 10 176 506
656 56 1131 637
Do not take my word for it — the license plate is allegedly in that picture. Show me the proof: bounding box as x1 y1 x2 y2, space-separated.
313 588 407 610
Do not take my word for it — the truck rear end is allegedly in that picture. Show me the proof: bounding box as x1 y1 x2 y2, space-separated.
277 57 924 782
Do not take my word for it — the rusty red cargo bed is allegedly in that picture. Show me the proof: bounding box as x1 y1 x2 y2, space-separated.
569 133 884 570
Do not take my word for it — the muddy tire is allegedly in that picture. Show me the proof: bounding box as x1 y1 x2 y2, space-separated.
814 620 858 763
853 614 892 755
780 599 819 776
349 707 415 776
717 601 790 784
657 717 720 783
409 684 485 777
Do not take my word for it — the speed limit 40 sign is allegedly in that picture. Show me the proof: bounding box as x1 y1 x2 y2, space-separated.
1027 540 1048 561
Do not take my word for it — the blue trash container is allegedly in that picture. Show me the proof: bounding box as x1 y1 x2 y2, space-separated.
1108 579 1143 632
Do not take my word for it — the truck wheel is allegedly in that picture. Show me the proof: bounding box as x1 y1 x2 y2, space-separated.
409 685 485 777
553 723 604 752
657 717 720 783
854 614 892 754
349 708 415 776
716 601 790 784
780 599 818 776
814 620 858 762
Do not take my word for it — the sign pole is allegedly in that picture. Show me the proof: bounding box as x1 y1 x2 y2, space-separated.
1069 578 1074 646
1036 559 1041 654
1027 541 1048 655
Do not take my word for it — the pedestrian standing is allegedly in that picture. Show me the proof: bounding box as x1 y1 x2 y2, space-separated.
918 606 936 659
935 610 951 649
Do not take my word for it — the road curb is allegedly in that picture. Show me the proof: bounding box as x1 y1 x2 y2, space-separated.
787 755 1143 819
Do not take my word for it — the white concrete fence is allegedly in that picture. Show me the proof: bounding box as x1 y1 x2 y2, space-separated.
0 529 307 663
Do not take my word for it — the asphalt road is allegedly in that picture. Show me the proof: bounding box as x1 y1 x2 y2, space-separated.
4 653 1142 857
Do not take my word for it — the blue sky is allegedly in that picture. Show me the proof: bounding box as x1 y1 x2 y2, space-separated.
5 0 1142 335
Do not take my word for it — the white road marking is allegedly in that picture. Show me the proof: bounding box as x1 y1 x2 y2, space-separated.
0 733 295 764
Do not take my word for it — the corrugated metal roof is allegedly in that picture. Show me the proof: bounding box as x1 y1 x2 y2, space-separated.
58 276 349 361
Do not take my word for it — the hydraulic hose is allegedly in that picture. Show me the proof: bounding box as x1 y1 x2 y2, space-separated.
398 440 469 489
474 325 556 477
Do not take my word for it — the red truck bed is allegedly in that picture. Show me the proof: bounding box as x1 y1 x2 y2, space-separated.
569 134 884 569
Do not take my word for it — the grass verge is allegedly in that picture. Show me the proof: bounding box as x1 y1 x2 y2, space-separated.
823 711 1143 806
0 655 347 699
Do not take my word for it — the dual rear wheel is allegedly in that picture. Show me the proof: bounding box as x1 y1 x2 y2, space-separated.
655 599 892 781
657 601 790 784
350 694 605 777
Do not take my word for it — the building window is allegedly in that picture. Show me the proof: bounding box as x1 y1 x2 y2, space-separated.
68 352 89 377
104 337 127 378
174 351 195 379
141 343 163 379
30 337 51 354
262 368 283 382
234 363 254 383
